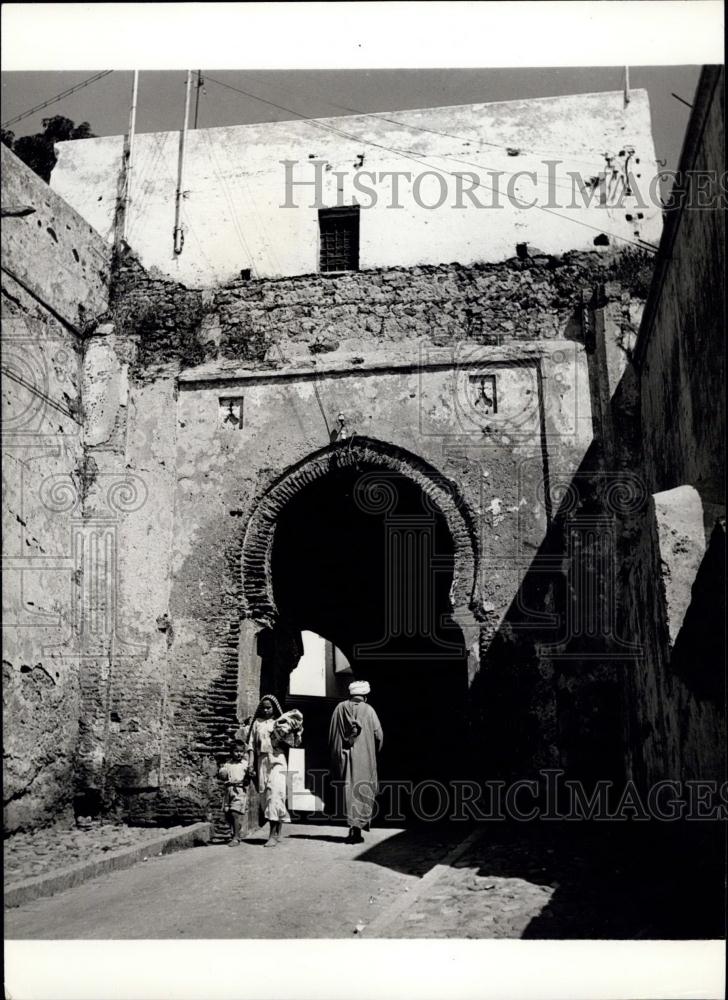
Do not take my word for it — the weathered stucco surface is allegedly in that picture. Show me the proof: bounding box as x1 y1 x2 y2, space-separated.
2 146 111 831
621 68 726 788
52 90 662 285
68 236 653 825
3 77 723 834
636 73 724 513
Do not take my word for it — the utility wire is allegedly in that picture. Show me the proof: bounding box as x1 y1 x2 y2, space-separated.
293 92 615 171
204 75 656 250
124 132 169 244
200 88 284 275
204 74 659 254
198 110 259 272
202 75 581 194
2 70 114 129
206 74 615 170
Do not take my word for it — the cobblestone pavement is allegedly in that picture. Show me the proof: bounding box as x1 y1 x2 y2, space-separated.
378 820 725 939
4 821 195 884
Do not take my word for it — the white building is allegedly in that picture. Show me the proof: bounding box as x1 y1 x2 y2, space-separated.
51 89 662 287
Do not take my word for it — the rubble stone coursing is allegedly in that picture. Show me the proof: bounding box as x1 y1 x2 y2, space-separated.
12 104 722 834
51 88 664 285
109 245 653 375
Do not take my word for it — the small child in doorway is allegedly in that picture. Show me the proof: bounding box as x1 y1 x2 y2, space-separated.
218 738 250 845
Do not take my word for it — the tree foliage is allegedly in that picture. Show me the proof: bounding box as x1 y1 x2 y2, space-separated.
6 115 96 182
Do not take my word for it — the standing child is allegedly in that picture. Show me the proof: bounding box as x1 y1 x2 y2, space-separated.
218 738 250 845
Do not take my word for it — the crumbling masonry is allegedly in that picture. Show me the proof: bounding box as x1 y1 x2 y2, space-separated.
2 70 724 835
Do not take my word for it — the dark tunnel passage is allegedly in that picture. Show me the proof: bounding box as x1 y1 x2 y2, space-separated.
268 462 469 808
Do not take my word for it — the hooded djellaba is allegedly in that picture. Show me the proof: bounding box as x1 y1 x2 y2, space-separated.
328 680 384 844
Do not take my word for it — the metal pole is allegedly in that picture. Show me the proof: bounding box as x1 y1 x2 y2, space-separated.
173 70 193 255
624 66 631 105
122 70 139 243
194 70 203 129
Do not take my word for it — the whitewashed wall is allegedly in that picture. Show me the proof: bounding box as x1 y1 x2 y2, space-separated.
52 90 662 287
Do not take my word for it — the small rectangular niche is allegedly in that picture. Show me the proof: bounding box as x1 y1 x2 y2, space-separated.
219 396 244 429
470 373 498 415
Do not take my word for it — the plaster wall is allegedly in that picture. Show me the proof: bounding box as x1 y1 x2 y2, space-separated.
86 351 591 822
636 71 724 515
623 68 725 788
52 90 662 286
2 146 110 831
79 245 650 821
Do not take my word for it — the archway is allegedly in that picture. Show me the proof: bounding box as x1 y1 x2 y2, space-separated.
241 438 480 814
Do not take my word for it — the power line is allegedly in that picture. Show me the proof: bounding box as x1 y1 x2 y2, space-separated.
125 133 174 244
288 87 615 171
206 74 615 170
197 114 259 272
204 74 571 187
2 71 114 129
200 89 284 275
193 71 204 129
312 364 332 440
204 75 658 254
203 75 656 249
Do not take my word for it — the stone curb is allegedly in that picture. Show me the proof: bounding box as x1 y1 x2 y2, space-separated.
4 822 213 909
360 827 484 938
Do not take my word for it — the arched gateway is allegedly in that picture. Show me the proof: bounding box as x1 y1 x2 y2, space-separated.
239 437 482 803
241 436 480 626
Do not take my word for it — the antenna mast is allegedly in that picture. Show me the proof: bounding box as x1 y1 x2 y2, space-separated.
194 70 204 128
173 71 193 255
114 70 139 251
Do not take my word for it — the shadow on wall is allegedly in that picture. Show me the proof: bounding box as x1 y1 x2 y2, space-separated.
468 430 639 789
468 304 725 793
671 517 726 701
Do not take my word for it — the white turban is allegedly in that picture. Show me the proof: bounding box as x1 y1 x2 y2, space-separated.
349 680 370 696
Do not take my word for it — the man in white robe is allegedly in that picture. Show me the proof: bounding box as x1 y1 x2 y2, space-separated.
328 680 384 843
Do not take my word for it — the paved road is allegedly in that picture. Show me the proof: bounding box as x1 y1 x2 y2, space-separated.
5 823 463 939
6 819 722 940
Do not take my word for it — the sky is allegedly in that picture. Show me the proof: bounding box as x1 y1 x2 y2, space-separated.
1 66 702 182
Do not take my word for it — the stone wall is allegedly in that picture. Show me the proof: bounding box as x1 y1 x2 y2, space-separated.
622 67 725 788
4 76 722 834
109 244 653 372
635 68 725 516
2 145 111 831
73 240 652 825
